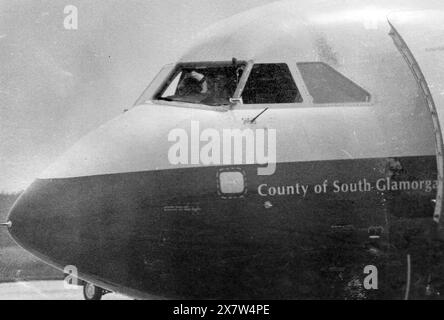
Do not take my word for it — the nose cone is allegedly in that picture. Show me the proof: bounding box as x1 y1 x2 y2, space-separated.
6 177 84 270
7 184 34 248
5 104 220 285
7 180 59 260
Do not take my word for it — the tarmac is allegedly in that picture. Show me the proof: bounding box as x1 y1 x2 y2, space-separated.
0 280 131 300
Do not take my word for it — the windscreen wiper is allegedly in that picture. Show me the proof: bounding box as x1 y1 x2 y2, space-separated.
249 107 269 123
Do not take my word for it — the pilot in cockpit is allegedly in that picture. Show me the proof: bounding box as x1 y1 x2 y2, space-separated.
165 66 240 106
177 71 207 97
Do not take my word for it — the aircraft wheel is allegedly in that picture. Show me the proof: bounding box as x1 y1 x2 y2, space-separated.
83 282 104 300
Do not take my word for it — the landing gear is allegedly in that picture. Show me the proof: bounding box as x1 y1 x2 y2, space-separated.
83 282 105 300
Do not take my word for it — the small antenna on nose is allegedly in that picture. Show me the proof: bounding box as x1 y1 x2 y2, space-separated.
0 221 12 228
249 107 269 124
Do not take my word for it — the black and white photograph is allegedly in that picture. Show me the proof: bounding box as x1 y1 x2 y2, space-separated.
1 0 444 307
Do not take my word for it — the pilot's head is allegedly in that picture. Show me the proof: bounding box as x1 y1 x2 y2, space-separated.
178 71 205 96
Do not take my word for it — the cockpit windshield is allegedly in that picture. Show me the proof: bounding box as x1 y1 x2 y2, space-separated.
155 63 245 106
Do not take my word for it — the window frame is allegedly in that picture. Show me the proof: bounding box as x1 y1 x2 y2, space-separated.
135 60 374 110
133 63 176 106
153 60 249 105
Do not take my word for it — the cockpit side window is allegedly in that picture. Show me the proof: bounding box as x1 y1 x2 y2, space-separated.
297 62 371 104
154 63 245 106
241 64 302 104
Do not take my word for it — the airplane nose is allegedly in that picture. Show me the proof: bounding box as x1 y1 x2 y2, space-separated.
7 189 29 246
5 178 80 266
7 180 54 257
4 172 138 284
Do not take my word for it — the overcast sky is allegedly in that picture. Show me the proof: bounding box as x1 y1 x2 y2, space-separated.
0 0 280 192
